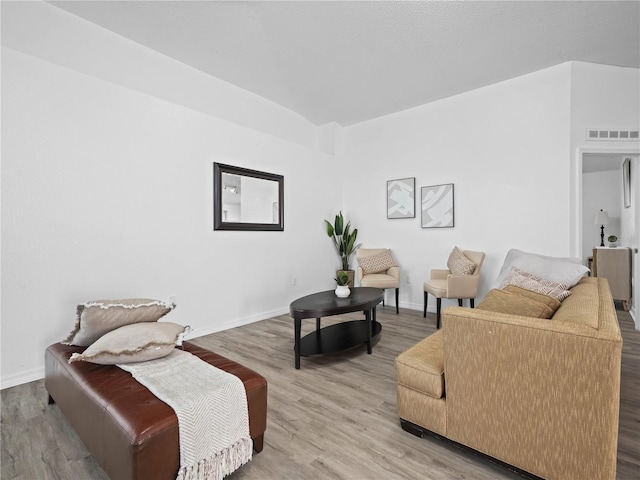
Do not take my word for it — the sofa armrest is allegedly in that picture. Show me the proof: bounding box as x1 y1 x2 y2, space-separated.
441 304 621 479
430 269 449 280
446 274 479 298
387 266 400 280
356 266 363 284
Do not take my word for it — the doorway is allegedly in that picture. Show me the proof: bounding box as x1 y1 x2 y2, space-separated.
576 148 639 327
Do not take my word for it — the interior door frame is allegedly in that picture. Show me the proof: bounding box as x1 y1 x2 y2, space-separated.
573 145 639 326
573 145 639 259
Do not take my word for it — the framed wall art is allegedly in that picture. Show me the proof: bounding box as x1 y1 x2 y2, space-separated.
421 183 454 228
387 177 415 219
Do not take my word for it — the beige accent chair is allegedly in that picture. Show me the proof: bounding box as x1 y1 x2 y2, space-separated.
423 250 485 328
356 248 400 314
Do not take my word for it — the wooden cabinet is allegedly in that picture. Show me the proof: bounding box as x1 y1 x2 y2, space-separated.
593 247 632 310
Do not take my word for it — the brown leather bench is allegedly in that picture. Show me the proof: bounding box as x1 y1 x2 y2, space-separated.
45 341 267 480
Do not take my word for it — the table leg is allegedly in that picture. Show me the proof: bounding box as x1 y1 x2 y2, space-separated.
365 309 372 354
316 317 321 331
294 317 301 369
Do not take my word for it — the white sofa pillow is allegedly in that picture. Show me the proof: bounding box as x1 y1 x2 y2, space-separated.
495 249 589 289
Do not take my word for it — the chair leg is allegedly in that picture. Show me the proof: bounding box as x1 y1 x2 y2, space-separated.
436 298 442 329
423 291 427 318
395 288 399 314
458 299 463 307
470 298 475 308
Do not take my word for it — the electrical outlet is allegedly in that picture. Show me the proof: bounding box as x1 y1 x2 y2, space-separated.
291 277 297 286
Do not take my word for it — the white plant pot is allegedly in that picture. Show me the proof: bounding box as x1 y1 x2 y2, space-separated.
335 285 351 298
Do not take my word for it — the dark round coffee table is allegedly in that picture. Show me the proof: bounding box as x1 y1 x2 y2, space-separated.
289 287 384 369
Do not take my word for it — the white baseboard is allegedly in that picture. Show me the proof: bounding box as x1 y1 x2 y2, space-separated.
186 307 289 340
0 307 290 391
1 366 44 390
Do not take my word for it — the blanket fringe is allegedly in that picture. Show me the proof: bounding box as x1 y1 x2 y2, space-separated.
176 436 253 480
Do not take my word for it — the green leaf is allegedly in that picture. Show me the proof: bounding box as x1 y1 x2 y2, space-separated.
346 233 356 253
335 271 349 285
324 220 334 237
335 212 344 235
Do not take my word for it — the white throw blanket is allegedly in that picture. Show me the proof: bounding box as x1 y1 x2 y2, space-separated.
118 349 252 480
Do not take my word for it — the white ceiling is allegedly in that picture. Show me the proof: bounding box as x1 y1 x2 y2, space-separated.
48 1 640 126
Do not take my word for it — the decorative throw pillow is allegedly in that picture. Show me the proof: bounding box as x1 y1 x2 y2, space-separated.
358 250 397 274
494 249 588 289
447 247 476 275
63 298 175 347
503 285 562 314
477 289 556 319
68 322 189 365
500 267 572 301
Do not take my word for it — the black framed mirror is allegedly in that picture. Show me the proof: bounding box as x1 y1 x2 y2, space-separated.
213 163 284 231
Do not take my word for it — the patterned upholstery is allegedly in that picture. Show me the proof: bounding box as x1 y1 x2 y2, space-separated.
447 246 476 275
358 249 397 274
397 277 622 480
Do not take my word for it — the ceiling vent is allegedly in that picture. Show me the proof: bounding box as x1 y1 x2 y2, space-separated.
587 128 639 141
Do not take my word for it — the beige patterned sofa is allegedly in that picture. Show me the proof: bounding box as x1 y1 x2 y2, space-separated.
395 277 622 479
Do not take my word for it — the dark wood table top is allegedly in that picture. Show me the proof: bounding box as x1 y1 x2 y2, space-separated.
290 287 384 320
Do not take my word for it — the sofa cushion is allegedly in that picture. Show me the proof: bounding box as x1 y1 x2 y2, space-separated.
495 248 588 288
360 273 399 289
395 330 444 399
503 285 562 312
500 267 572 301
64 298 175 347
69 322 188 365
477 289 555 319
552 277 600 328
447 247 476 275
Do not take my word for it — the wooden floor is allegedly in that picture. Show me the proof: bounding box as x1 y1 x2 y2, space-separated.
2 306 639 479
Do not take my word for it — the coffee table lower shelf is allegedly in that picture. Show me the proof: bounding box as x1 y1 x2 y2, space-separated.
300 320 382 357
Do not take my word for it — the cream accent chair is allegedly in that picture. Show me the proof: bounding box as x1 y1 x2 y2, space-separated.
356 248 400 314
423 250 485 328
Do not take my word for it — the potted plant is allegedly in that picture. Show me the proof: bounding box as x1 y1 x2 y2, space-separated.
324 211 361 287
334 271 351 298
607 235 618 247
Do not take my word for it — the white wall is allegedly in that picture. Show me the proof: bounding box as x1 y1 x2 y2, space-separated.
343 64 573 311
1 43 342 387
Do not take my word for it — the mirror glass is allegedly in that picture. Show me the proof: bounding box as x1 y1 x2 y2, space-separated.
214 163 284 231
